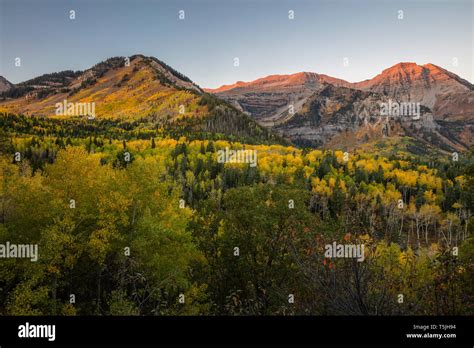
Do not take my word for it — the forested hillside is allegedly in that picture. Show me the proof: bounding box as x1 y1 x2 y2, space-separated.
0 56 281 146
0 121 472 315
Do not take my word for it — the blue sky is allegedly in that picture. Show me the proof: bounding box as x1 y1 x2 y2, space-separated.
1 0 472 87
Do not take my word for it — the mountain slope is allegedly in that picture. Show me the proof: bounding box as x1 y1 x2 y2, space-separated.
0 56 203 119
0 55 282 144
0 76 14 93
353 62 473 121
346 63 473 151
274 84 470 152
206 63 473 152
204 72 351 127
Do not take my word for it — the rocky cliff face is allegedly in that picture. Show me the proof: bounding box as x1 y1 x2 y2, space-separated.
275 84 470 152
204 72 351 127
353 63 473 122
0 76 14 93
206 63 474 152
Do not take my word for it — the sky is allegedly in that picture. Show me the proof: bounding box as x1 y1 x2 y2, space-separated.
0 0 473 88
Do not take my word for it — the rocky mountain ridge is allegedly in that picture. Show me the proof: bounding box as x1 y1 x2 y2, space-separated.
206 63 473 152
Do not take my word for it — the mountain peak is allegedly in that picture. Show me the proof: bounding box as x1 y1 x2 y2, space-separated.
1 54 202 102
422 63 442 70
353 62 472 107
0 76 15 93
383 62 419 71
377 62 427 80
204 72 350 94
0 54 279 144
0 54 205 119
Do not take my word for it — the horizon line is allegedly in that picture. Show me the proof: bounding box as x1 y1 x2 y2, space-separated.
2 56 473 88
